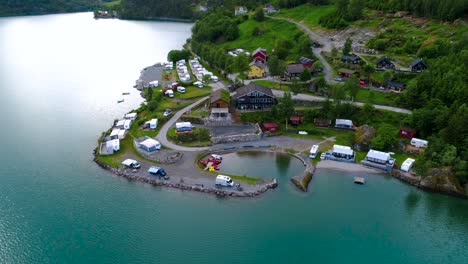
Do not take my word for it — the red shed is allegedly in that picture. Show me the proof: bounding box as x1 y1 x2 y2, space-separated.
399 127 416 139
290 116 301 126
252 47 267 63
262 123 279 133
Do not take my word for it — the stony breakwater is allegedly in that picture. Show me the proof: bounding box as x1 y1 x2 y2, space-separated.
94 154 278 198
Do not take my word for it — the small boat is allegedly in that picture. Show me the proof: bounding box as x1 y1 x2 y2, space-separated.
122 92 130 95
117 99 124 103
354 177 365 184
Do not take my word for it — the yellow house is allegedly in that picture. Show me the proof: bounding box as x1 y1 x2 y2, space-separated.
248 61 267 79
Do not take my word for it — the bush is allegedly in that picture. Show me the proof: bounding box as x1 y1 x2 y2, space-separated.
168 127 210 142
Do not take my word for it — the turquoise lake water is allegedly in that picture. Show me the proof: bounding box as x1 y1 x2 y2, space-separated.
0 13 467 264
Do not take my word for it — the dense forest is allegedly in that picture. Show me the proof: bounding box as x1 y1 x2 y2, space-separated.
119 0 193 19
0 0 100 16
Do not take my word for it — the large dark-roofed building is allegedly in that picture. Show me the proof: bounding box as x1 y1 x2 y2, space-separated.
233 83 277 110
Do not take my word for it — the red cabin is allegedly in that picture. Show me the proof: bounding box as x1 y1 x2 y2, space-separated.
262 122 279 133
399 127 416 139
252 48 267 63
290 116 301 126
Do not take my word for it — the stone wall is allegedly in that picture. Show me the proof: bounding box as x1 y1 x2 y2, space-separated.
211 133 262 144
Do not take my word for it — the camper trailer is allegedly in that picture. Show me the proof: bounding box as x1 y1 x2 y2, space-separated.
123 119 132 130
164 89 174 98
149 119 158 130
410 138 428 148
309 145 319 159
175 122 193 133
401 158 415 172
215 175 234 187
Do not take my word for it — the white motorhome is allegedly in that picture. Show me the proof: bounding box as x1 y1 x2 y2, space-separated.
401 158 415 172
410 138 428 148
309 145 319 159
122 159 141 169
177 86 186 93
216 175 234 187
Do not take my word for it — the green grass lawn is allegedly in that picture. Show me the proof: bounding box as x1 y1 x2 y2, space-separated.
220 18 305 59
177 86 211 99
102 0 121 8
167 128 212 147
273 4 336 29
252 80 291 91
353 88 399 106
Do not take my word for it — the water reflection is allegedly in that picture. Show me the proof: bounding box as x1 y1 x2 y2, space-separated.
275 152 291 176
405 190 421 214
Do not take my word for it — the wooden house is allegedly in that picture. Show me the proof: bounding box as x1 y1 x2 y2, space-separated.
210 89 231 110
410 58 428 72
252 48 267 63
233 83 277 110
341 54 362 64
338 68 357 78
376 56 395 69
285 63 306 80
384 80 405 91
248 61 267 79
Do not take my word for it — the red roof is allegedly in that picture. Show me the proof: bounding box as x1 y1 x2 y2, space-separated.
290 116 301 122
263 123 279 129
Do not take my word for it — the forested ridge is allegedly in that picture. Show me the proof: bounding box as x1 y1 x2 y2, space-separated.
0 0 100 16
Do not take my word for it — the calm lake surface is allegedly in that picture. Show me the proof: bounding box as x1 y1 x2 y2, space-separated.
0 13 467 264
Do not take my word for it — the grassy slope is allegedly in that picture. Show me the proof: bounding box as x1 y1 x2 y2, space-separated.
273 4 336 28
219 18 305 60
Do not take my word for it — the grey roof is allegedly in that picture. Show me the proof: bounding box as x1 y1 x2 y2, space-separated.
410 58 427 67
366 149 390 161
386 81 405 88
335 119 353 127
376 56 391 64
341 55 361 61
249 61 266 69
299 57 314 64
332 145 354 156
286 63 305 74
234 83 274 99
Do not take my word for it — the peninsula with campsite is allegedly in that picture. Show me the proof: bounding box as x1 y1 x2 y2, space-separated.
89 0 467 198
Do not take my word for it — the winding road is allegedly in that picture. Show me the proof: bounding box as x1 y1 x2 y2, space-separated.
156 96 210 152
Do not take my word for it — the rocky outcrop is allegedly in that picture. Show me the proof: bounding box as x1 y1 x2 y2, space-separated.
392 168 466 198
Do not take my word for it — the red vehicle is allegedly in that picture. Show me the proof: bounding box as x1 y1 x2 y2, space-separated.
359 80 367 87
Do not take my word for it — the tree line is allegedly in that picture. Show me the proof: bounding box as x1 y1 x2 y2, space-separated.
0 0 100 16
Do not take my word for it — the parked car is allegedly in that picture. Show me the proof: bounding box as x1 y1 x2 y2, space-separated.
359 80 367 87
163 109 172 117
334 77 343 82
298 131 308 135
148 166 167 176
320 153 326 160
